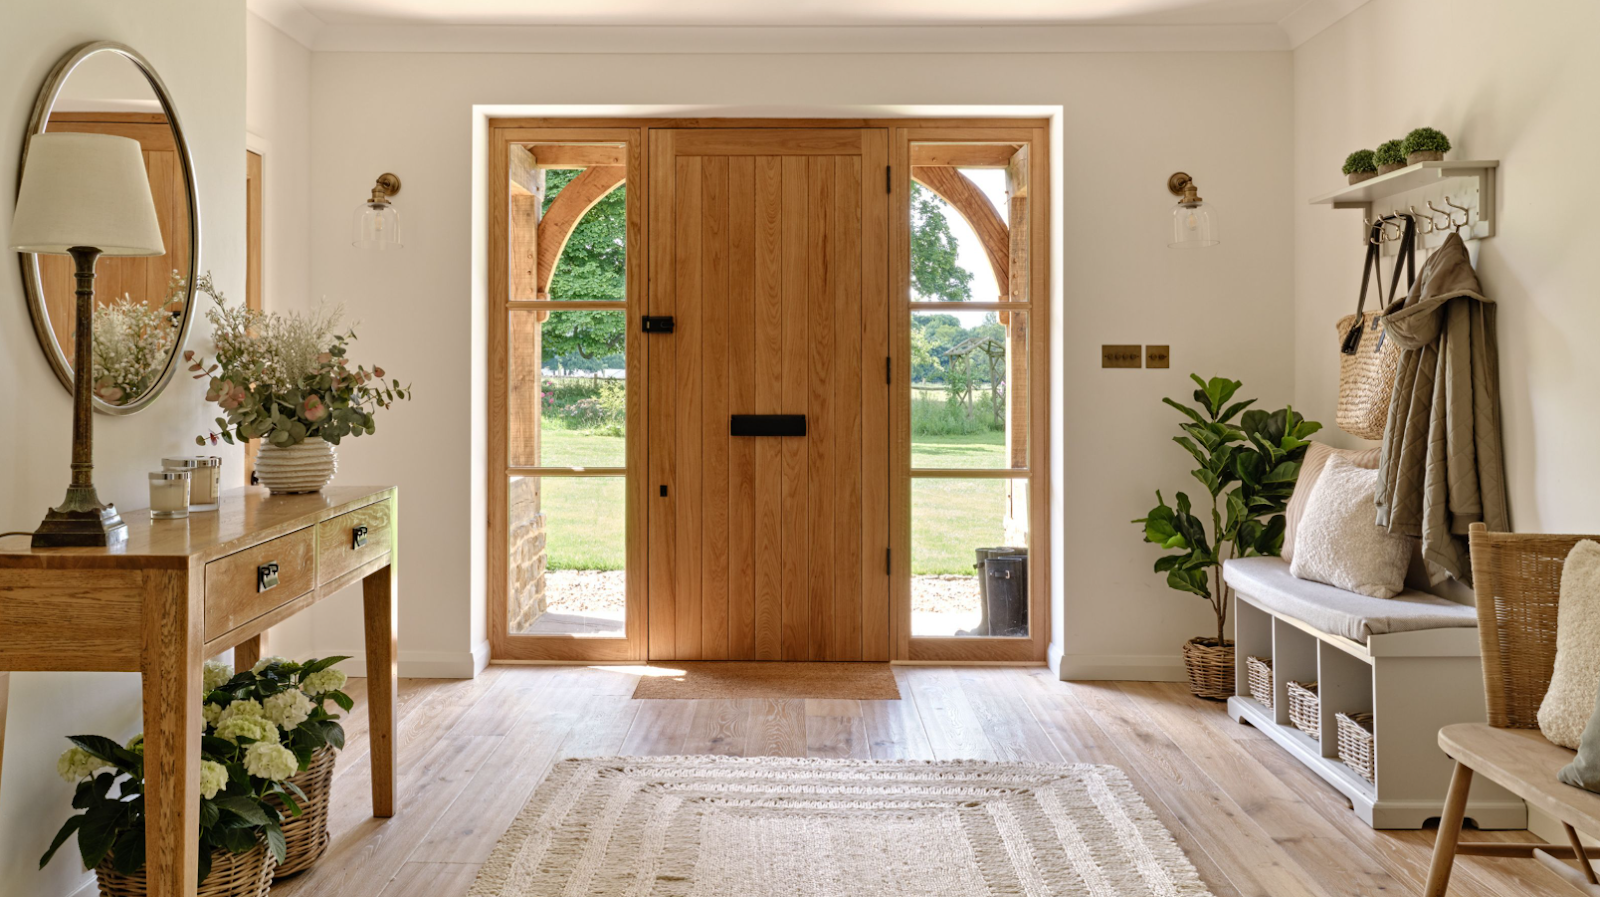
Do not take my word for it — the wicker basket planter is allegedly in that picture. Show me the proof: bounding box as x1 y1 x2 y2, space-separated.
1336 711 1376 783
1245 656 1274 709
1181 637 1235 701
96 843 273 897
270 745 338 877
1285 680 1320 739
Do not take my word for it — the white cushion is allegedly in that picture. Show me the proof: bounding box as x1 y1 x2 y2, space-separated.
1224 556 1476 643
1539 540 1600 749
1282 442 1381 565
1288 454 1413 599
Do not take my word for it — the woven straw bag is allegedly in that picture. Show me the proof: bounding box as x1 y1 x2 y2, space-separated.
1336 216 1414 440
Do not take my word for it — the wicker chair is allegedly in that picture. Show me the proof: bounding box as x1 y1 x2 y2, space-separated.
1426 523 1600 896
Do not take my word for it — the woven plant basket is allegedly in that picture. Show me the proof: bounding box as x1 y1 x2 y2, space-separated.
270 745 338 877
1337 711 1376 783
1181 637 1235 701
1335 313 1401 440
95 843 273 897
1245 656 1274 709
1285 680 1320 739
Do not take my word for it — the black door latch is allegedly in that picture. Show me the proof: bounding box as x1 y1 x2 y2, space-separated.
352 525 369 549
258 562 280 593
642 316 675 333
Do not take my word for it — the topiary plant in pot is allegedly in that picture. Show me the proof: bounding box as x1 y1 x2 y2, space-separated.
1342 149 1378 185
1402 127 1451 165
1134 375 1321 700
1375 139 1407 174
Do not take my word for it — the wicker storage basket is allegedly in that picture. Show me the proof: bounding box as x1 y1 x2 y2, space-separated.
270 745 338 877
1181 637 1235 701
1336 711 1376 783
96 843 273 897
1245 656 1274 709
1285 680 1321 739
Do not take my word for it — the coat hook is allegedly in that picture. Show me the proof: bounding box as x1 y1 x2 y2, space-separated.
1443 195 1471 232
1425 200 1454 231
1408 205 1434 234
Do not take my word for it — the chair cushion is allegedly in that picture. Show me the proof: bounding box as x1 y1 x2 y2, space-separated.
1224 556 1477 643
1539 540 1600 749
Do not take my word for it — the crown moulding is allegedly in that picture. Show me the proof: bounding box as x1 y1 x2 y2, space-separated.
248 0 1374 54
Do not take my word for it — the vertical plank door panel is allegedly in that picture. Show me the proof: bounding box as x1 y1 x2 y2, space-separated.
834 154 865 662
726 157 758 660
752 156 786 660
700 156 731 660
806 155 837 661
648 129 678 659
779 156 812 661
673 156 705 661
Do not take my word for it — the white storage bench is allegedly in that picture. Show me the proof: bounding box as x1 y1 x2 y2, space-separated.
1224 556 1525 830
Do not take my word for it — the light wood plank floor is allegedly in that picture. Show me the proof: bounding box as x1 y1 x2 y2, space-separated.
252 665 1575 897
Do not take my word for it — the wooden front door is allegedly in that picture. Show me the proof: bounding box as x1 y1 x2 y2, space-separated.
647 129 890 661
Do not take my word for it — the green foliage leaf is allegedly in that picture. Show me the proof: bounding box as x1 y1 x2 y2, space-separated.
77 800 125 869
39 815 83 869
213 796 270 827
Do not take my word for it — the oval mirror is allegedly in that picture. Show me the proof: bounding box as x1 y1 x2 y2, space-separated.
18 41 200 414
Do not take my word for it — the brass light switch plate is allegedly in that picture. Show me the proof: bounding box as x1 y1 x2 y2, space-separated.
1146 345 1170 368
1102 345 1142 368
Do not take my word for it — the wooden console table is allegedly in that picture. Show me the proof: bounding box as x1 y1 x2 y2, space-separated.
0 485 398 897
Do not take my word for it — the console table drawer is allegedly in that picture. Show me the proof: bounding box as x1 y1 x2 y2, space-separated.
318 499 392 585
204 526 317 641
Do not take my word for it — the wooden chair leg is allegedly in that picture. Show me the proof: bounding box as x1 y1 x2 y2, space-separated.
1424 762 1474 897
1567 823 1600 885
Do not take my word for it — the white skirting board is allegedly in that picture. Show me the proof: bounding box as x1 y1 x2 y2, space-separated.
1057 653 1188 682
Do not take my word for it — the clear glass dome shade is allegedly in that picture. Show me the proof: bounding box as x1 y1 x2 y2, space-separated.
353 200 401 250
1169 199 1218 249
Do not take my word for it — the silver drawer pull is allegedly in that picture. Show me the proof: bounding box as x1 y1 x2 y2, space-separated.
352 525 369 549
258 562 280 592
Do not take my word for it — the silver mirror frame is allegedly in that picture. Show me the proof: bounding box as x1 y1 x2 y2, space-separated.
18 40 201 416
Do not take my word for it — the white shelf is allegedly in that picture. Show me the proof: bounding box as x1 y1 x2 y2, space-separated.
1310 159 1498 242
1310 160 1498 206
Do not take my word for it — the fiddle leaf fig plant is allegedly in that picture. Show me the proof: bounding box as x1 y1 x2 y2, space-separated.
1134 375 1322 644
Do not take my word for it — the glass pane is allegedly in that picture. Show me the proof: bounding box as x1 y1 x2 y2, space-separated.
508 309 626 468
508 475 625 637
507 143 626 301
910 310 1027 470
910 477 1029 638
907 143 1028 304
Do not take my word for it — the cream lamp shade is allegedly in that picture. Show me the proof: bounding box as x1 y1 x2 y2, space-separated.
10 132 164 257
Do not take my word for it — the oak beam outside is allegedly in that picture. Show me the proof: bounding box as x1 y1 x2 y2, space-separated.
535 165 625 299
909 166 1010 300
140 566 203 897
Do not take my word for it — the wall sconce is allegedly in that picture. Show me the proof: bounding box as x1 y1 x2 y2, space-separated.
1167 172 1218 249
353 172 402 250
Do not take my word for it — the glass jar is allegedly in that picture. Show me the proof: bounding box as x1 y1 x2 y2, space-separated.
163 455 222 510
149 470 191 519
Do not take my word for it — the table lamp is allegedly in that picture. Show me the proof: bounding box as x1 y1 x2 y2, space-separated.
10 132 165 547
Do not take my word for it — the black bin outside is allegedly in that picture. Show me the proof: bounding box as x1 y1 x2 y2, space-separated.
984 554 1029 637
957 546 1027 637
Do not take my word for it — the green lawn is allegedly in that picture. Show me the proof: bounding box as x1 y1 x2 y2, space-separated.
528 430 1014 574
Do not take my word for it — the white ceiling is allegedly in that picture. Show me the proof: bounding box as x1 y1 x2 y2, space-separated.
281 0 1303 28
248 0 1370 51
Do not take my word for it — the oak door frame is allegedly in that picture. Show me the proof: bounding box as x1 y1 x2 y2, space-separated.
486 117 1052 665
890 125 1052 663
487 125 648 662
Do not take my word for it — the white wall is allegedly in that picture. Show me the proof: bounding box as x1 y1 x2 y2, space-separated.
0 2 246 894
299 49 1294 681
1292 0 1600 840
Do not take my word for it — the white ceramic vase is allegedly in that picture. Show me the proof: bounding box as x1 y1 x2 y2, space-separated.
255 439 338 494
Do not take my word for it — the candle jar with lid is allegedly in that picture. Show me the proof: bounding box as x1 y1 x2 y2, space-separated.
163 455 222 510
149 470 191 519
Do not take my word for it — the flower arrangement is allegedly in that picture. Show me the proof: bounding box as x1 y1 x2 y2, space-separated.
1341 149 1377 176
1374 139 1407 170
185 273 411 449
1402 127 1451 160
90 270 187 404
40 655 352 884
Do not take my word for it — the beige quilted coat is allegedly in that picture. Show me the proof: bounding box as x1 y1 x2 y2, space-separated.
1374 233 1508 585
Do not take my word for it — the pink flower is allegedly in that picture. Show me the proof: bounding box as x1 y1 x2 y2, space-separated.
219 385 247 411
373 366 385 378
301 394 328 422
205 379 231 403
317 353 333 365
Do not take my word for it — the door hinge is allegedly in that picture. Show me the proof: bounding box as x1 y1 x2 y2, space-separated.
885 548 892 576
641 315 675 333
886 356 892 385
886 165 892 194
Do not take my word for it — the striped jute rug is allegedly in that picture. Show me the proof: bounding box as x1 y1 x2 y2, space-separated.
470 756 1214 897
629 662 900 701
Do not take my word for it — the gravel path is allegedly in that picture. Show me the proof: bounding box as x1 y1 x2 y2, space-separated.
542 570 982 617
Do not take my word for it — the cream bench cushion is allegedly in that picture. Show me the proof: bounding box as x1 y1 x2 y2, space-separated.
1224 556 1477 643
